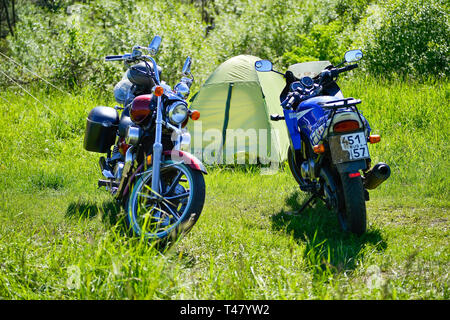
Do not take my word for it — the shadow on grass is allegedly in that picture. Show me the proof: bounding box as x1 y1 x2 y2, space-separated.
65 199 126 229
65 199 182 252
271 190 387 274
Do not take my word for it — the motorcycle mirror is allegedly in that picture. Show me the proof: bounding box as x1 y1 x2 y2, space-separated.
182 56 192 76
149 35 162 55
344 49 363 63
131 48 142 58
255 60 273 72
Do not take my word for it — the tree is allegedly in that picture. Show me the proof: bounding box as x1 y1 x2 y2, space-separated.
0 0 16 38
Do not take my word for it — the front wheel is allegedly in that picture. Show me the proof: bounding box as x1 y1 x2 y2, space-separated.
287 147 304 186
126 160 205 246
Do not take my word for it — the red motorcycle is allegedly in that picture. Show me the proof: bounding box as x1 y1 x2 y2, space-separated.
83 36 206 246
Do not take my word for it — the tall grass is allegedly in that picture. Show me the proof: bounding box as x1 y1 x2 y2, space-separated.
339 75 449 206
0 77 448 299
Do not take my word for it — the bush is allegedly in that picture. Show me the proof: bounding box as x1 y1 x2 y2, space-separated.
281 20 352 66
364 0 449 78
1 0 448 92
280 0 373 67
2 0 207 91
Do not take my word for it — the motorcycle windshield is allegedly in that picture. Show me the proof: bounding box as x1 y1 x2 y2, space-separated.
288 61 331 79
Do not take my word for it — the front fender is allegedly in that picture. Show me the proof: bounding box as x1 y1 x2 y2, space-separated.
163 150 207 174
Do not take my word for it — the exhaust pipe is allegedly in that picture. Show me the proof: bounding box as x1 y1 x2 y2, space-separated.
363 162 391 190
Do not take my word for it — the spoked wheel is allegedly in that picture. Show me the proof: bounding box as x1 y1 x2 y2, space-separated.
126 160 205 245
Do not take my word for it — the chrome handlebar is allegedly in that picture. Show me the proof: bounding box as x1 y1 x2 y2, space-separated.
105 50 161 85
105 44 192 92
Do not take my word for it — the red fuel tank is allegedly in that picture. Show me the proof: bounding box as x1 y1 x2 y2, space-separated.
130 94 155 124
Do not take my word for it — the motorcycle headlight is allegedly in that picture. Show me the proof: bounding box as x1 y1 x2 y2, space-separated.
167 101 188 125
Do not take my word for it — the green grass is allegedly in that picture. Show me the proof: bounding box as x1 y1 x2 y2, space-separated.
0 77 448 299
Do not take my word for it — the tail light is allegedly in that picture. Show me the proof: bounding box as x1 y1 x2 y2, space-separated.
333 120 360 133
349 172 361 178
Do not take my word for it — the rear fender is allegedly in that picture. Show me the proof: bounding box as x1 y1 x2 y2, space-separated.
335 160 367 174
163 150 207 174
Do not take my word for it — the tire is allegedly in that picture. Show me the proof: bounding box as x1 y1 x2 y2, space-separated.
287 147 307 188
125 160 205 246
287 147 302 185
338 172 367 235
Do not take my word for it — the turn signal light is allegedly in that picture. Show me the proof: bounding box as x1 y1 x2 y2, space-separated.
313 144 325 154
154 86 164 97
369 135 381 144
190 110 200 121
146 155 152 165
333 120 360 133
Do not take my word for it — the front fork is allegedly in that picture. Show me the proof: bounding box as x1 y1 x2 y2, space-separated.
141 95 191 196
151 95 163 194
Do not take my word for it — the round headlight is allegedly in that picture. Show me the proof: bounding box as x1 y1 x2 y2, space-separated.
167 102 188 125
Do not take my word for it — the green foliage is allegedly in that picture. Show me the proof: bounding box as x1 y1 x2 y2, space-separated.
2 0 208 91
334 0 373 25
282 20 352 66
3 0 447 90
282 0 449 78
0 0 449 300
363 0 449 78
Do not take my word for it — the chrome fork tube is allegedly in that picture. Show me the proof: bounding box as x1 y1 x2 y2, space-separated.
151 95 163 194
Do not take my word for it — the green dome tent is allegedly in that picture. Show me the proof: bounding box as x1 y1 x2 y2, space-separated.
187 55 289 166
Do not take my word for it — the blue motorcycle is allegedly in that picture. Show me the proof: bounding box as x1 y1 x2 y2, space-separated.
255 50 390 235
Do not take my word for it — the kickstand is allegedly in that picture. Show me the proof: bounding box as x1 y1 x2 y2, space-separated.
297 193 325 214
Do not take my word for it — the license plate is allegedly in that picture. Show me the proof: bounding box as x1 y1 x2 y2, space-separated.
329 132 369 164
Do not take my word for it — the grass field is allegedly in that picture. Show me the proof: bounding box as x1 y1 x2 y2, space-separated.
0 76 448 299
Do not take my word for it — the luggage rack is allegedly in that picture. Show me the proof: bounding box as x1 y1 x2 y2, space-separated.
320 97 366 137
319 97 362 109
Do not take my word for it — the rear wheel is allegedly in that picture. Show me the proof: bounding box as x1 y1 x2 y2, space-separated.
320 167 367 235
337 172 367 235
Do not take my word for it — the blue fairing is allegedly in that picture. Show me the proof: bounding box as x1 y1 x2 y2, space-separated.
298 96 336 137
286 96 371 151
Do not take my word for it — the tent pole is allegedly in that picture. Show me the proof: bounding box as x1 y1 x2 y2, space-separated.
218 82 233 163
